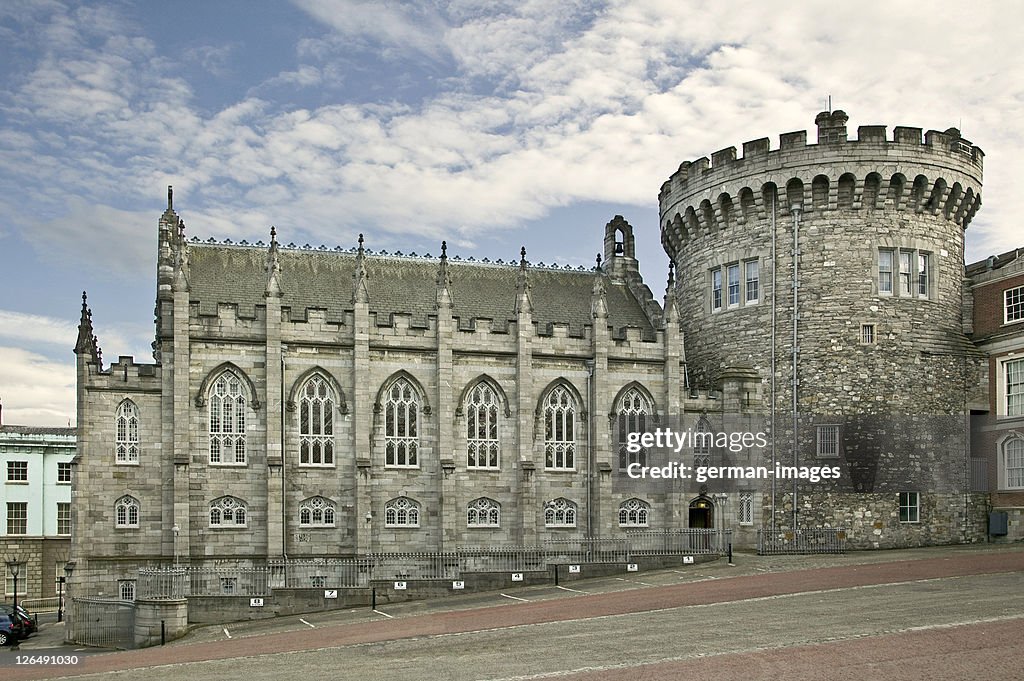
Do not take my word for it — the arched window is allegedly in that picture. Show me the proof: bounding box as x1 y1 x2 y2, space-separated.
384 497 420 528
544 385 577 470
209 496 247 527
115 400 140 464
209 372 247 465
300 375 335 466
544 498 577 528
616 387 651 470
115 495 140 528
1005 438 1024 490
694 416 712 468
299 496 336 527
467 498 500 527
466 383 499 469
618 498 650 527
384 378 419 468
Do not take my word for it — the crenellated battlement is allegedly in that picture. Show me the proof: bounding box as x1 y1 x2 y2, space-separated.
659 111 984 247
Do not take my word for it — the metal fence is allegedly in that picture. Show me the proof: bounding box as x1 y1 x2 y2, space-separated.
756 527 847 555
69 598 135 649
138 530 733 598
21 596 60 613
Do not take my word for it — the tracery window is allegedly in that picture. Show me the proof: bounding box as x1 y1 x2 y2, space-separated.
384 496 420 528
694 416 712 468
618 498 650 527
544 385 577 470
467 498 500 527
466 383 500 469
209 496 247 527
300 375 335 466
617 387 651 470
115 495 140 528
209 372 247 465
384 378 419 467
115 400 140 464
544 498 577 528
299 496 336 527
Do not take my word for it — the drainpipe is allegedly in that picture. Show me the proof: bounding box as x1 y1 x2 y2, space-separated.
281 346 288 560
585 359 595 537
791 203 802 530
770 192 777 533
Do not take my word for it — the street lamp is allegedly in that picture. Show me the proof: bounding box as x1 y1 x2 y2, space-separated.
172 524 180 566
58 561 74 623
5 561 20 610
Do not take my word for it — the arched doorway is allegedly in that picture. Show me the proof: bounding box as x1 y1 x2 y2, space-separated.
688 496 714 529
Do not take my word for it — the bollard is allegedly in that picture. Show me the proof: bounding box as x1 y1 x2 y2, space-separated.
161 620 166 646
553 564 559 586
728 542 733 564
371 588 376 610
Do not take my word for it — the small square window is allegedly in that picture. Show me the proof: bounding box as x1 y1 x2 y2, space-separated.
816 425 840 458
57 462 72 483
860 324 876 345
899 491 920 523
6 461 27 482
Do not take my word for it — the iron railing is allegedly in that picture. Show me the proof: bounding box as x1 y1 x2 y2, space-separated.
756 527 847 555
69 598 135 649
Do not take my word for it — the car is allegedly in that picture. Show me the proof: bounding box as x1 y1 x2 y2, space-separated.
7 606 35 636
0 614 22 646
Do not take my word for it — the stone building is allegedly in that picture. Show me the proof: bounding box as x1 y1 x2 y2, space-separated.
71 110 1002 598
0 403 74 603
967 248 1024 539
659 110 988 547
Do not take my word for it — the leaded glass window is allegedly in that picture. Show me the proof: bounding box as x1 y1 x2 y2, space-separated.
544 498 577 527
384 497 420 527
467 383 499 469
115 495 139 528
384 378 419 467
618 498 650 527
115 400 140 464
209 372 247 465
544 386 576 470
467 498 500 527
209 496 247 527
300 375 335 466
299 496 336 527
617 387 650 470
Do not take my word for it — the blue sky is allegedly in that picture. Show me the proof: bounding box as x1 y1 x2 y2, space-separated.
1 1 1022 425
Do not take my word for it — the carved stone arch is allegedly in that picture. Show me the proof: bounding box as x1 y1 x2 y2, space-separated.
927 178 949 214
955 187 975 224
375 369 431 416
837 173 856 208
718 193 734 230
785 177 805 212
887 173 907 210
684 206 700 238
115 396 139 413
811 175 830 211
195 362 261 409
944 182 963 220
738 187 756 223
607 381 660 423
535 378 586 419
699 199 716 234
862 172 883 210
911 174 929 212
760 182 779 220
456 374 511 418
286 366 348 414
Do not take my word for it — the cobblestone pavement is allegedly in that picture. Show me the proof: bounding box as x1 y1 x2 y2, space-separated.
5 543 1023 680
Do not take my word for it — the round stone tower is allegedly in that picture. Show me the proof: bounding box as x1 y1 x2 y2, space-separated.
659 111 986 546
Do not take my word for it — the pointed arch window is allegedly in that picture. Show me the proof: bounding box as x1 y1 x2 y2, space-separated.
115 401 140 464
467 383 500 469
694 416 712 468
384 496 420 528
115 495 140 528
618 498 650 527
616 387 651 470
209 372 247 465
544 498 577 528
299 496 336 527
544 385 577 470
467 497 500 527
300 375 335 466
384 378 419 468
209 496 247 527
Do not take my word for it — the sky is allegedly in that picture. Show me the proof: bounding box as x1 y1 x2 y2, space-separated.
1 1 1022 426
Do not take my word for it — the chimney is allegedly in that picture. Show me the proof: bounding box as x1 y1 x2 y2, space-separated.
815 110 849 145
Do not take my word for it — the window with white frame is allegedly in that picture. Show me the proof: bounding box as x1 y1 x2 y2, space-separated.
745 260 760 304
617 387 651 470
115 495 140 528
384 378 419 467
209 373 247 465
727 263 741 307
299 496 336 527
299 375 335 466
1006 286 1024 324
209 496 247 527
4 564 25 597
711 268 722 312
57 502 71 535
693 416 712 468
878 249 894 294
6 461 27 482
6 503 26 535
618 498 650 527
899 491 920 523
57 461 72 483
466 383 500 469
544 498 577 527
739 492 754 525
544 385 577 470
115 400 140 464
384 496 420 528
467 497 500 527
119 580 136 601
879 248 931 299
1004 438 1024 489
1005 358 1024 417
816 425 840 458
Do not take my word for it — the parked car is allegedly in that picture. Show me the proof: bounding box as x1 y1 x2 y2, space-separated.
7 606 35 636
0 614 22 646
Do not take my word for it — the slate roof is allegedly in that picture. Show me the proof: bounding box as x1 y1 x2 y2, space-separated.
965 247 1024 277
0 426 76 437
188 244 658 338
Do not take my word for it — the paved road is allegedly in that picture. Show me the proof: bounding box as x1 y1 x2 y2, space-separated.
6 546 1024 680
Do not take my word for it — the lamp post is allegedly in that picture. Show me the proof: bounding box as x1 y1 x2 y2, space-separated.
59 561 74 622
5 561 20 611
172 523 180 566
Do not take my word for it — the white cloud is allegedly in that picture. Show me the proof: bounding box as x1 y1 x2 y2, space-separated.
0 346 75 427
0 309 154 366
